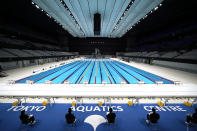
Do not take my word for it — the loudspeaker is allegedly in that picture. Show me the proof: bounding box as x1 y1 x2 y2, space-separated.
94 13 101 35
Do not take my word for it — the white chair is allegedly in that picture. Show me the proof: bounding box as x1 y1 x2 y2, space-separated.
76 97 83 106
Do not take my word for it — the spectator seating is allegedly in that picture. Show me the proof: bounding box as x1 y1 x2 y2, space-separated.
0 48 76 59
0 49 16 58
160 51 180 58
3 48 32 57
176 49 197 60
119 49 197 61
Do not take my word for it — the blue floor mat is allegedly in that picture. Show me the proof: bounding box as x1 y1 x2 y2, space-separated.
0 103 197 131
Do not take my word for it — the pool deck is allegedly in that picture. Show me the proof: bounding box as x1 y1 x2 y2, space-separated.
0 57 197 97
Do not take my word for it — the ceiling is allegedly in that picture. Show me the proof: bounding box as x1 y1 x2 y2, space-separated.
0 0 195 39
124 0 197 38
0 0 196 54
0 0 70 39
32 0 163 38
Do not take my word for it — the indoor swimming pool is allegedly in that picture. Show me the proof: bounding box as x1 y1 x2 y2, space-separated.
16 59 174 84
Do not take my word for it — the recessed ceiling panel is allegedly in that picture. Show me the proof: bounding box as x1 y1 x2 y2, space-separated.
32 0 163 37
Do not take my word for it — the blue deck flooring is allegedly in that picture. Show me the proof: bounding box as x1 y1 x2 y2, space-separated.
0 103 196 131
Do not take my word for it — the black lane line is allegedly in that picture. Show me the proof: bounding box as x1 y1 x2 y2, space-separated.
88 61 95 84
107 61 129 84
115 61 156 83
103 61 116 84
61 61 88 83
75 61 92 84
116 61 174 83
112 61 140 81
78 61 93 84
34 61 80 83
16 61 79 83
49 62 83 82
99 61 103 82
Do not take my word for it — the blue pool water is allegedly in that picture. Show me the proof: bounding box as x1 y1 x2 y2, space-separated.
0 103 196 131
16 59 173 84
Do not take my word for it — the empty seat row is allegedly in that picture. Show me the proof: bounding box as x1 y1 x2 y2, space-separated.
0 48 74 58
124 49 197 60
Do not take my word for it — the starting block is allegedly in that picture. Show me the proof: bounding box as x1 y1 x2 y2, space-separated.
9 80 15 84
64 80 70 84
45 80 52 84
98 101 103 106
128 101 133 106
42 100 48 106
83 81 88 84
102 81 107 84
26 80 34 84
120 81 126 84
138 81 144 84
13 101 19 106
157 101 164 107
72 101 76 107
174 81 181 85
156 81 163 85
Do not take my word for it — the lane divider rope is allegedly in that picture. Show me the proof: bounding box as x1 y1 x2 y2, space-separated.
101 61 112 84
78 61 93 84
